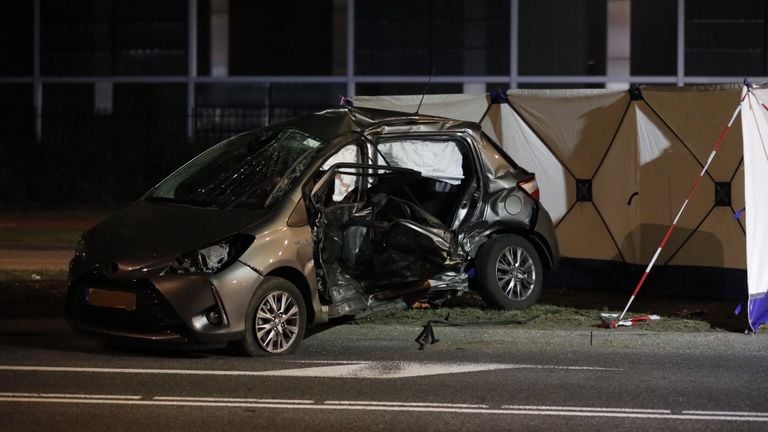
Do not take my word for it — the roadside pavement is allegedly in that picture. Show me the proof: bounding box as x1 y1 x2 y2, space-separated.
0 249 72 270
0 211 104 270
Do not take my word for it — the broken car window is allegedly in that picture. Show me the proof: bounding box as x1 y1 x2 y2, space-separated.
147 129 325 209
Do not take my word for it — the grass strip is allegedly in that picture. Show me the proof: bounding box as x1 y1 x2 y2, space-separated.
0 269 68 282
0 229 82 247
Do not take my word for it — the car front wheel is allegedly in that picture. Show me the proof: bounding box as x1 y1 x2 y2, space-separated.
240 276 307 356
475 234 543 310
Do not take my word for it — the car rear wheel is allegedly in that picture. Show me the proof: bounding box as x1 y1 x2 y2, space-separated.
475 234 543 310
240 277 307 356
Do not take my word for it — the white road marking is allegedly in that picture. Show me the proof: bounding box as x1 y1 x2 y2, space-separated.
683 410 768 417
0 365 275 376
251 362 514 378
0 395 767 423
326 400 489 408
153 396 314 404
502 405 670 414
0 392 140 400
0 362 619 379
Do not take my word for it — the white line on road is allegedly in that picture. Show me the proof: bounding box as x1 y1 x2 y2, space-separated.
683 410 768 417
0 362 620 379
153 396 314 404
502 405 670 414
0 392 141 400
0 395 767 423
326 400 489 408
0 365 273 376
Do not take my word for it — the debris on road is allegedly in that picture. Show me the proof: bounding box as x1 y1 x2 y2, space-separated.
599 312 661 328
415 313 539 350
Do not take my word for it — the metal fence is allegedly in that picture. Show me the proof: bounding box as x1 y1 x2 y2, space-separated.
1 103 332 150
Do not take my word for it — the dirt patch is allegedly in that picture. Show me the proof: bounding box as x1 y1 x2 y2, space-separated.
539 287 747 332
360 288 748 333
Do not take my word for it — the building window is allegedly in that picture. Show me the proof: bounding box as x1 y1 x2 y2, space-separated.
40 0 188 76
685 0 768 76
631 0 677 76
519 0 606 76
0 2 33 77
229 1 334 75
355 0 509 76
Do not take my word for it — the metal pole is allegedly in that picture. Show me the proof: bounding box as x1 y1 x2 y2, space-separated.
509 0 518 89
615 101 742 324
187 0 198 141
606 0 631 89
346 0 355 97
33 0 41 142
677 0 685 86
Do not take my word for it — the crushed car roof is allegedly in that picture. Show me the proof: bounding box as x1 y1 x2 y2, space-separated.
274 107 474 142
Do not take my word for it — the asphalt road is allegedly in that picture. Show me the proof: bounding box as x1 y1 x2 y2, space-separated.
1 319 767 431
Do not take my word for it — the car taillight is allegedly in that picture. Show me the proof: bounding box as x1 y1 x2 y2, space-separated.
517 176 540 201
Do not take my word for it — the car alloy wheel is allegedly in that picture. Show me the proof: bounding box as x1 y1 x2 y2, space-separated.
255 290 301 353
240 276 307 356
495 245 537 301
475 234 543 310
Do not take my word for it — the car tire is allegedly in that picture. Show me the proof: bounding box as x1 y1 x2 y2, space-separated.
240 276 307 356
475 234 543 310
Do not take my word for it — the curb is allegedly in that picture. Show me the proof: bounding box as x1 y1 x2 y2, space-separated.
313 323 768 353
0 243 74 251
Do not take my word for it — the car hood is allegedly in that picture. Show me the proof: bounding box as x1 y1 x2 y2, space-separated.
82 201 269 272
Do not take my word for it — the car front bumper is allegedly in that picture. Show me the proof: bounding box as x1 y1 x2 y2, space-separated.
66 260 263 346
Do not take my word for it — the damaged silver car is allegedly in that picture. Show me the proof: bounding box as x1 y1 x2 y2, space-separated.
66 107 559 356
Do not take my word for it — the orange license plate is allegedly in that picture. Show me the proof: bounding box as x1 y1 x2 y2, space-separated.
87 288 136 312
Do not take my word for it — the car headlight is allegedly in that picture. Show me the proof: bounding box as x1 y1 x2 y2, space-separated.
166 234 254 274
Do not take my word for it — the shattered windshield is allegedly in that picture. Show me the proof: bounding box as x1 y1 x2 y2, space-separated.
147 128 325 209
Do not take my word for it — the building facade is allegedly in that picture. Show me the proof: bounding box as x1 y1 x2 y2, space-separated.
2 0 767 147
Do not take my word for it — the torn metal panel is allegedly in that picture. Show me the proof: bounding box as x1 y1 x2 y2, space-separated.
309 160 469 316
428 271 468 291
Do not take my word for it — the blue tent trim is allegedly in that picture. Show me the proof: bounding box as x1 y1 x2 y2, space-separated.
489 88 509 105
748 294 768 332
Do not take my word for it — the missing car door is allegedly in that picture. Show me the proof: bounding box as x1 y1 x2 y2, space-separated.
308 138 474 317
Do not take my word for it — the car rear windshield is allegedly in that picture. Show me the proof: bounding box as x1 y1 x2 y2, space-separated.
146 128 325 209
